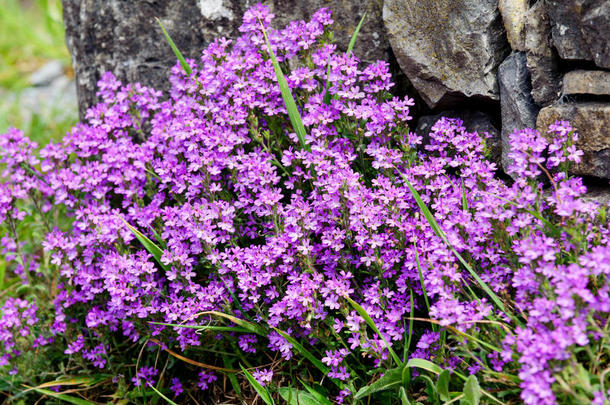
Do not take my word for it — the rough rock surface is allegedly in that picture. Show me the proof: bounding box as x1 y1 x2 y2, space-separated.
416 110 501 163
62 0 387 117
499 0 528 51
562 70 610 96
383 0 509 108
545 0 610 69
498 52 539 172
537 102 610 178
524 1 561 106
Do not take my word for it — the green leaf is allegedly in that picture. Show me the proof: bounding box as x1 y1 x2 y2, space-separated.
120 218 170 272
279 388 326 405
0 259 5 290
405 358 444 375
323 12 365 105
259 23 310 153
399 387 411 405
203 311 266 336
414 244 434 332
223 355 242 398
436 369 451 402
298 380 334 405
404 290 415 362
354 366 404 399
272 328 347 389
347 13 367 55
155 18 192 76
241 365 274 405
344 295 402 366
398 172 507 313
148 384 179 405
149 321 250 334
30 388 94 405
462 375 481 405
322 59 333 105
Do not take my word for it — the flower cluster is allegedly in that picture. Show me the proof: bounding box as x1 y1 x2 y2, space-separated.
0 4 608 404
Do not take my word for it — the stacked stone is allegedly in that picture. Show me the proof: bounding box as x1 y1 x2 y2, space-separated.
62 0 609 180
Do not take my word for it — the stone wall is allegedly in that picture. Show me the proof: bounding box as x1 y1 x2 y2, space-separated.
62 0 609 180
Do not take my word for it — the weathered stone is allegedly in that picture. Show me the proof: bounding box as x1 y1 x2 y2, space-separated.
62 0 387 118
545 0 610 69
498 52 540 172
562 70 610 96
524 1 561 106
383 0 509 108
537 102 610 179
582 187 610 206
499 0 528 51
415 110 501 163
29 60 65 87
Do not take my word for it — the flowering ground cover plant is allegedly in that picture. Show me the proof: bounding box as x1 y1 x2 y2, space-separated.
0 4 609 404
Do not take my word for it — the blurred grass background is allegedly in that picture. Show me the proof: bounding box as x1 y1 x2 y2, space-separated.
0 0 77 145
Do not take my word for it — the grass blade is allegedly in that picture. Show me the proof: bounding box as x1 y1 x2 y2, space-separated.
398 172 506 313
399 387 411 405
155 18 192 76
120 217 170 272
273 329 328 374
241 364 275 405
202 311 266 336
347 13 367 55
413 244 434 329
322 58 333 105
354 366 403 399
323 12 366 105
223 355 242 399
28 388 94 405
403 290 415 362
279 387 326 405
298 380 334 405
259 23 310 153
149 321 250 334
148 384 179 405
405 358 443 375
343 296 402 366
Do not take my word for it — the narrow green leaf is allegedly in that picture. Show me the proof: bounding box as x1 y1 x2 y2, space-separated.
405 358 443 375
354 366 403 399
120 218 170 272
462 375 481 405
404 290 415 362
413 244 434 332
343 295 402 366
298 380 334 405
223 355 242 398
279 388 325 405
241 365 274 405
436 369 451 402
259 23 310 152
322 58 333 105
461 179 469 211
30 388 94 405
148 384 179 405
323 12 366 105
203 311 266 336
0 259 5 290
399 387 412 405
347 13 367 55
149 321 250 334
273 328 344 388
155 18 192 76
398 172 506 313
